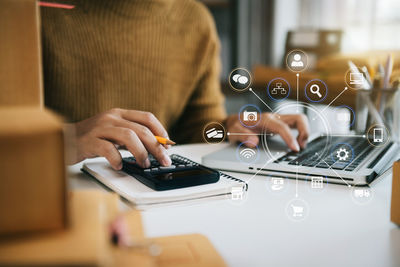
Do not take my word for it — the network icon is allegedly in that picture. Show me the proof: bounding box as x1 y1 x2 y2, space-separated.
271 83 287 95
240 148 256 159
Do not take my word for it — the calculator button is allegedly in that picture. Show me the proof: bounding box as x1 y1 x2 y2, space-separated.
159 166 176 170
151 168 159 171
144 169 151 172
177 165 186 168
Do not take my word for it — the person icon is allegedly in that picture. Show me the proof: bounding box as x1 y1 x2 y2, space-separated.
291 54 304 67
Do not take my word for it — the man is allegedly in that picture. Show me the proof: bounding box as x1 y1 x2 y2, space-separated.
41 0 309 170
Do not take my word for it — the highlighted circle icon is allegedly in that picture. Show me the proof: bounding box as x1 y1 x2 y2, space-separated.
286 198 310 222
366 124 390 147
286 50 308 72
203 122 226 144
267 78 291 102
351 184 374 205
229 68 252 92
238 104 261 128
330 143 354 167
236 141 259 164
344 68 368 90
335 105 355 128
266 175 289 194
305 79 328 103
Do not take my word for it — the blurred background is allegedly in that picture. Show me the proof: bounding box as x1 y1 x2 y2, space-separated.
201 0 400 127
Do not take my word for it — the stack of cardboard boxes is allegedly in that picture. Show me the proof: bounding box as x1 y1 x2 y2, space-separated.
0 1 227 266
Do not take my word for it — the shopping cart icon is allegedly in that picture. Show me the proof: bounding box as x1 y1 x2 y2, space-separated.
291 204 304 217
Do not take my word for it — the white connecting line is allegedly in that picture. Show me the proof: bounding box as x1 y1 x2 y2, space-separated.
244 157 275 184
311 86 348 121
295 164 299 198
249 88 273 112
321 158 351 187
321 87 348 113
227 132 274 136
329 134 366 138
296 73 299 111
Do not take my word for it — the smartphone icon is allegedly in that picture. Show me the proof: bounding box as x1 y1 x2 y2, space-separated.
373 128 383 143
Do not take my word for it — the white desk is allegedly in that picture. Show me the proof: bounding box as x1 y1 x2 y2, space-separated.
69 143 400 267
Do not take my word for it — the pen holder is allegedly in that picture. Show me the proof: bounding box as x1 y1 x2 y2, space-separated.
355 88 400 143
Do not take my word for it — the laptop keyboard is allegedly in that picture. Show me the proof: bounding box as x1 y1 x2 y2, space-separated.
276 136 380 171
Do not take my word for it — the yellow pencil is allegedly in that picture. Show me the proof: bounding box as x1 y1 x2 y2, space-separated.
155 136 176 145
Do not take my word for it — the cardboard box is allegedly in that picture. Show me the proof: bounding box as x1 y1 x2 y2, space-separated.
0 107 66 235
0 0 43 107
391 161 400 225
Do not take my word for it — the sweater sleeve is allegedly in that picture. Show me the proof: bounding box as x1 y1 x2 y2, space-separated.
169 9 227 144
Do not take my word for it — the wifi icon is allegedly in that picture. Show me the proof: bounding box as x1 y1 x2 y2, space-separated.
240 148 256 159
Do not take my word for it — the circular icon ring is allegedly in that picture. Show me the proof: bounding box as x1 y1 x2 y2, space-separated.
228 68 252 92
366 124 390 147
344 68 368 90
351 184 374 205
305 79 328 103
236 141 259 164
238 104 262 128
330 143 354 164
285 198 310 222
203 122 226 144
335 105 356 128
267 78 291 102
286 49 308 72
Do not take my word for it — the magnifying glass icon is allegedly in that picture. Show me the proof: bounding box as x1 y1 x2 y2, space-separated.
310 84 322 98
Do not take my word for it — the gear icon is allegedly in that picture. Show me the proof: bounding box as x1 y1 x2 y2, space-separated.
336 147 349 161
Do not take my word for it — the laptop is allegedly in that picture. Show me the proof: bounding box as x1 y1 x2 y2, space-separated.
201 133 398 186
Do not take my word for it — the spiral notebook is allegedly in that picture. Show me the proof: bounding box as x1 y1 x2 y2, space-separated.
82 155 247 209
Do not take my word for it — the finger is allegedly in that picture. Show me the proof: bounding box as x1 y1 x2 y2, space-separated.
97 127 150 168
94 139 123 170
120 110 169 139
280 114 310 149
112 120 171 166
267 115 300 152
227 124 259 147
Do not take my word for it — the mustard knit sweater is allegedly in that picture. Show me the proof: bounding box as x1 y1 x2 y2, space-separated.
41 0 226 143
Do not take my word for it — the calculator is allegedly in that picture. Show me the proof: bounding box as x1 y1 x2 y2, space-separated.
122 154 220 191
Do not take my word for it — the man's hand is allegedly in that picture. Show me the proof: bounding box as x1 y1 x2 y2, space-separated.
67 108 171 170
225 113 309 152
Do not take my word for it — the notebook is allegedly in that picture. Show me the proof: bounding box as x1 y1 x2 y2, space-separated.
82 155 247 209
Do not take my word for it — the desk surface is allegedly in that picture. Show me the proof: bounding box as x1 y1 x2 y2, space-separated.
69 143 400 267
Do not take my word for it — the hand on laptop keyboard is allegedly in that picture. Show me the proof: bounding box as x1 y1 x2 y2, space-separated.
225 113 309 152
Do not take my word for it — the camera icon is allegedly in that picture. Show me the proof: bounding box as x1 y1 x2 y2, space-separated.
243 111 258 121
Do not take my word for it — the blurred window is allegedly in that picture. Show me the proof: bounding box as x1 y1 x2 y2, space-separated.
299 0 400 51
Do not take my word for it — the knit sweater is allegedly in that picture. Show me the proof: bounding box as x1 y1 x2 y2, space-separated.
41 0 226 143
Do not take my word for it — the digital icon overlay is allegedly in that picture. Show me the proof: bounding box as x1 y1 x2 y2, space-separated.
335 105 356 128
351 184 374 205
286 50 308 72
311 176 324 189
266 176 288 193
228 68 252 92
331 143 354 165
305 79 328 102
203 122 226 144
238 104 261 128
271 177 284 191
286 198 309 222
267 78 291 102
231 186 244 201
307 175 328 193
366 124 390 147
345 67 368 90
236 141 259 164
